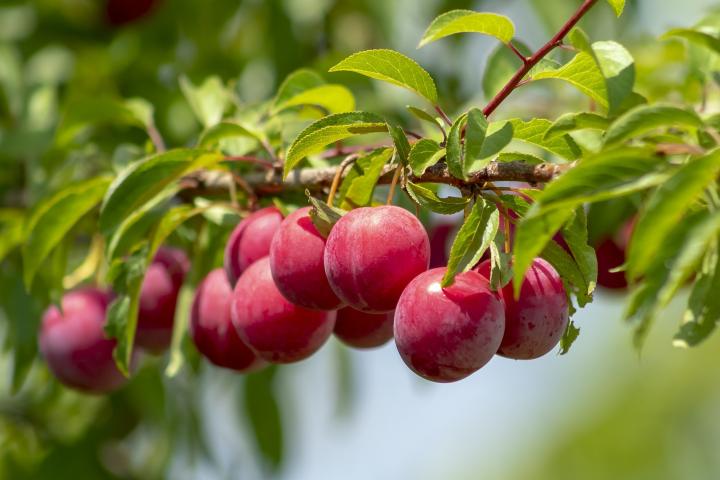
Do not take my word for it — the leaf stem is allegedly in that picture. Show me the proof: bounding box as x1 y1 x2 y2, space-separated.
386 165 403 205
326 154 360 206
483 0 599 118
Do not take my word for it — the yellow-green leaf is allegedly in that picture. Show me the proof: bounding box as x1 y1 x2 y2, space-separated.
329 49 438 104
418 10 514 48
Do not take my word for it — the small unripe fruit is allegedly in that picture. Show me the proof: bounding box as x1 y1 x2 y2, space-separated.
39 288 127 394
394 268 505 383
269 206 343 310
190 269 266 373
324 206 430 313
231 258 335 364
334 307 394 349
224 207 283 286
135 246 189 353
477 258 568 359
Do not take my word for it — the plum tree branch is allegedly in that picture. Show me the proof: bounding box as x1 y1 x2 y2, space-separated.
181 160 573 199
483 0 599 117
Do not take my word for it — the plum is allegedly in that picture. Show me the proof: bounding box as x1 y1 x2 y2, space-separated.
269 206 343 310
39 288 127 394
106 0 159 26
231 257 336 364
224 206 283 286
428 222 455 269
190 269 266 373
394 268 505 383
334 307 394 349
477 258 568 359
324 206 430 313
135 246 189 353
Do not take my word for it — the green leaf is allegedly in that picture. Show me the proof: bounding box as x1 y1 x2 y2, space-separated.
534 41 635 115
329 49 438 104
23 177 111 289
497 152 544 164
340 148 393 208
307 192 346 238
442 198 499 287
55 97 149 146
464 108 489 171
0 209 25 263
198 121 263 148
606 0 625 16
99 149 223 236
674 250 720 348
274 82 355 115
446 113 468 179
284 112 387 178
532 147 667 213
466 121 513 174
663 28 720 55
408 139 445 176
604 104 704 146
406 182 470 215
506 118 582 159
387 123 411 165
513 208 574 298
274 69 325 106
179 75 229 128
559 321 580 355
165 284 194 377
244 367 284 471
627 149 720 279
406 106 443 131
545 112 610 140
418 10 515 48
488 233 513 290
561 208 598 299
541 238 591 307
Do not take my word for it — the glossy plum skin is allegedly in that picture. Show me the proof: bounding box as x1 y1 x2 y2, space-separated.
135 246 189 353
39 288 127 394
394 268 505 383
190 269 266 373
429 222 455 269
334 307 394 349
324 206 430 313
594 217 635 290
224 207 283 286
231 258 336 364
270 207 343 310
477 258 568 360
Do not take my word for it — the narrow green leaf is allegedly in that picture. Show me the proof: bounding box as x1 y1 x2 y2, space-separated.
627 149 720 279
446 113 468 179
387 123 411 165
541 238 591 307
562 208 598 299
406 106 442 131
408 139 445 176
663 28 720 55
466 121 513 174
340 148 393 207
23 177 111 289
244 367 284 470
464 108 488 172
674 250 720 348
329 49 438 104
274 69 325 107
533 147 667 213
165 283 195 377
506 118 582 159
488 233 513 290
418 10 515 48
513 208 574 298
544 112 610 140
559 321 580 355
99 149 222 236
604 104 704 146
442 199 499 286
284 112 387 178
307 192 346 238
406 182 470 214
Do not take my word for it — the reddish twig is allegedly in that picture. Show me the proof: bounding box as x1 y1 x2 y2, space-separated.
483 0 599 117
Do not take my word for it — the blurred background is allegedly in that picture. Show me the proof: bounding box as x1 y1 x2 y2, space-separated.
2 0 720 479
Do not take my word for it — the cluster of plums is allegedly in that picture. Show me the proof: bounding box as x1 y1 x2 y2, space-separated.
39 203 570 394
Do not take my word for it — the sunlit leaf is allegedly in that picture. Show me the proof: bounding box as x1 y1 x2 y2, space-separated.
329 49 438 103
419 10 514 48
408 139 444 176
604 104 704 146
406 182 470 215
